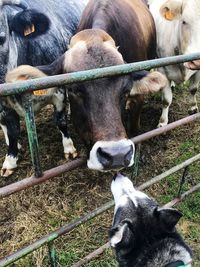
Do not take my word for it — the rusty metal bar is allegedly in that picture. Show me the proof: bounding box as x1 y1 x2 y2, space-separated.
164 183 200 208
0 53 200 96
131 112 200 144
138 153 200 190
0 158 86 198
23 101 43 177
71 184 200 267
0 200 114 267
0 113 200 198
70 242 110 267
0 159 199 267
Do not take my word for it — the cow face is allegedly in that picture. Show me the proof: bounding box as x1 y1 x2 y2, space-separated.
65 30 135 170
64 29 167 171
0 0 50 83
160 0 200 70
110 173 182 261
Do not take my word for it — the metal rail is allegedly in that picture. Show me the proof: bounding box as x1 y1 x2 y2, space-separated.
0 113 200 198
1 54 200 266
0 53 200 96
1 53 200 177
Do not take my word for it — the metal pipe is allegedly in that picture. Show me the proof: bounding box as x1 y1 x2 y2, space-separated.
23 101 42 177
0 113 200 198
0 162 199 267
48 242 57 267
0 201 114 267
164 183 200 208
131 113 200 144
0 158 86 198
70 242 110 267
0 53 200 96
138 153 200 191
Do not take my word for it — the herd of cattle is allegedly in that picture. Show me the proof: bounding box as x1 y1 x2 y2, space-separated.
0 0 197 266
1 0 200 178
0 0 199 177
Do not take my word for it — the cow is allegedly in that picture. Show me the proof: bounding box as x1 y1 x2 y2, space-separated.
149 0 200 127
110 173 193 267
7 0 167 172
0 0 87 177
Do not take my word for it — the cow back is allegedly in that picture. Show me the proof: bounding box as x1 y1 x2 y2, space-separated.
78 0 156 62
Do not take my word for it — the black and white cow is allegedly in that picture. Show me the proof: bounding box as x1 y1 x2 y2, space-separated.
110 173 193 267
0 0 87 177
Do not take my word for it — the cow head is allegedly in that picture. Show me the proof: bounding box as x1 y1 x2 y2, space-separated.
160 0 200 70
0 0 50 83
110 173 183 265
63 29 167 171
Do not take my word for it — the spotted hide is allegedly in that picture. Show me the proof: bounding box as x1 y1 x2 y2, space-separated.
0 0 87 177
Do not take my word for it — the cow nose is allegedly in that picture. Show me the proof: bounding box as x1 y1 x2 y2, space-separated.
97 144 133 169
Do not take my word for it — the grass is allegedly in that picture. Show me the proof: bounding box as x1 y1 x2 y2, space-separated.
0 90 200 267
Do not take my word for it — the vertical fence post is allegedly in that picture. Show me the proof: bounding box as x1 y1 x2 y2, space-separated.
48 242 57 267
177 166 189 197
23 100 42 177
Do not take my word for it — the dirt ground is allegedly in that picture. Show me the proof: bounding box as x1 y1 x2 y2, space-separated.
0 88 199 266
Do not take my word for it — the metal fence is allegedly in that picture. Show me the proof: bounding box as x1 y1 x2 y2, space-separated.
0 53 200 267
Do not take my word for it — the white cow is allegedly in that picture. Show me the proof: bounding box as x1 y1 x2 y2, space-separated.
149 0 200 127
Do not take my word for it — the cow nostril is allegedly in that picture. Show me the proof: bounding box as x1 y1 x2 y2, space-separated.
97 147 113 168
124 145 133 167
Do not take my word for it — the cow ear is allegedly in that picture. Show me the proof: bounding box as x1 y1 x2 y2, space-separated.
130 71 167 96
154 207 182 233
5 65 47 83
10 9 50 38
160 0 182 21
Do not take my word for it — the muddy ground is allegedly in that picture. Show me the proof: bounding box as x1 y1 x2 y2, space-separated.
0 88 199 266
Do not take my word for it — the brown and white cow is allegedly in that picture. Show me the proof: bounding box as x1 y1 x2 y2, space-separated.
149 0 200 127
7 0 167 171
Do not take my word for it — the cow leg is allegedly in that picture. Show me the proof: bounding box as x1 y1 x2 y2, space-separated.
157 81 172 127
53 90 77 160
0 109 21 177
188 86 199 115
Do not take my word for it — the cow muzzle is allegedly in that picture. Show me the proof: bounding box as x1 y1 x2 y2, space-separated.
87 139 135 170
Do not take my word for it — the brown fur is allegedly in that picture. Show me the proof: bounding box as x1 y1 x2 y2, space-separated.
78 0 156 62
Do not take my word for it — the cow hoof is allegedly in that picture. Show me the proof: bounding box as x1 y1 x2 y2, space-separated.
1 168 15 177
188 108 199 115
64 150 78 160
63 137 77 160
1 155 18 177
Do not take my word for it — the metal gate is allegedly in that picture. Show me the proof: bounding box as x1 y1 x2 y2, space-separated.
0 53 200 266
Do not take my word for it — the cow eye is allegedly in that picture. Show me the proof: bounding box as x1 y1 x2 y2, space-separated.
182 20 187 25
0 32 6 45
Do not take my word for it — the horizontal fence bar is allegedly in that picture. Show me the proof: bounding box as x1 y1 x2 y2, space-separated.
71 242 110 267
0 53 200 96
1 155 199 267
0 113 200 198
71 184 200 267
0 158 86 198
164 183 200 208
